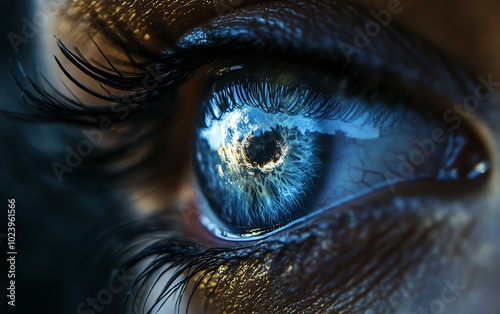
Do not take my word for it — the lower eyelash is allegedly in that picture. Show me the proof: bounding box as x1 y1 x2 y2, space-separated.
120 237 235 314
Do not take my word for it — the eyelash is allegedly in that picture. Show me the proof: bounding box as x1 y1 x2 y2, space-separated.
204 72 408 127
12 39 189 124
125 239 229 313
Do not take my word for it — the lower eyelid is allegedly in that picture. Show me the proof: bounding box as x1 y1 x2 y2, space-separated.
182 61 489 242
130 195 474 313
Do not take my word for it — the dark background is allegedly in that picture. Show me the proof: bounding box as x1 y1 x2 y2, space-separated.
1 1 127 313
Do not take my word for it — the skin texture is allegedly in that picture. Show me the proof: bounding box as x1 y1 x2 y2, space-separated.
3 0 500 313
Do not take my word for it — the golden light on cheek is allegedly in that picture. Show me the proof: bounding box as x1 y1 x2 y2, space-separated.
194 259 272 306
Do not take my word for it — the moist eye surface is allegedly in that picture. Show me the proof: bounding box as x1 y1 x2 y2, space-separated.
191 64 490 240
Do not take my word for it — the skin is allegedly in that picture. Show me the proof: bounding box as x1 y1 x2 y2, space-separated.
4 0 500 313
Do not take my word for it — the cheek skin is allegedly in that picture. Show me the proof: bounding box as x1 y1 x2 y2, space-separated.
185 195 479 313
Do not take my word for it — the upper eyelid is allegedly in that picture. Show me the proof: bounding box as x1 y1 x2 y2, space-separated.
14 0 480 126
58 0 268 43
74 0 479 103
178 0 475 104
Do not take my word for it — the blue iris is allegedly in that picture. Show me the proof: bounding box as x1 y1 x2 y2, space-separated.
194 103 329 236
193 66 403 238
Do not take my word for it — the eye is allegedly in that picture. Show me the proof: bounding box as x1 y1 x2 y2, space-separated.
192 62 490 240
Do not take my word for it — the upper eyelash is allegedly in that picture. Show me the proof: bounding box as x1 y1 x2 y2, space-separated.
6 0 472 128
9 37 196 125
6 16 383 126
205 77 408 127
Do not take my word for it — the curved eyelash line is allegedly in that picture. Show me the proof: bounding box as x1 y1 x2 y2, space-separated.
102 213 285 314
118 237 263 314
74 218 217 314
206 79 407 127
8 37 199 125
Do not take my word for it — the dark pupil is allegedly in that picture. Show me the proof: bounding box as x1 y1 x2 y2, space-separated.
244 129 284 168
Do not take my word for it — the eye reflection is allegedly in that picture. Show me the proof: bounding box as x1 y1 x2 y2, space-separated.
192 64 490 240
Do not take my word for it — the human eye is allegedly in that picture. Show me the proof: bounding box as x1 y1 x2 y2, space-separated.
192 61 487 240
7 0 498 313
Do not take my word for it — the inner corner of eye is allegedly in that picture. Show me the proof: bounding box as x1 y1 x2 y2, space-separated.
188 64 491 240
